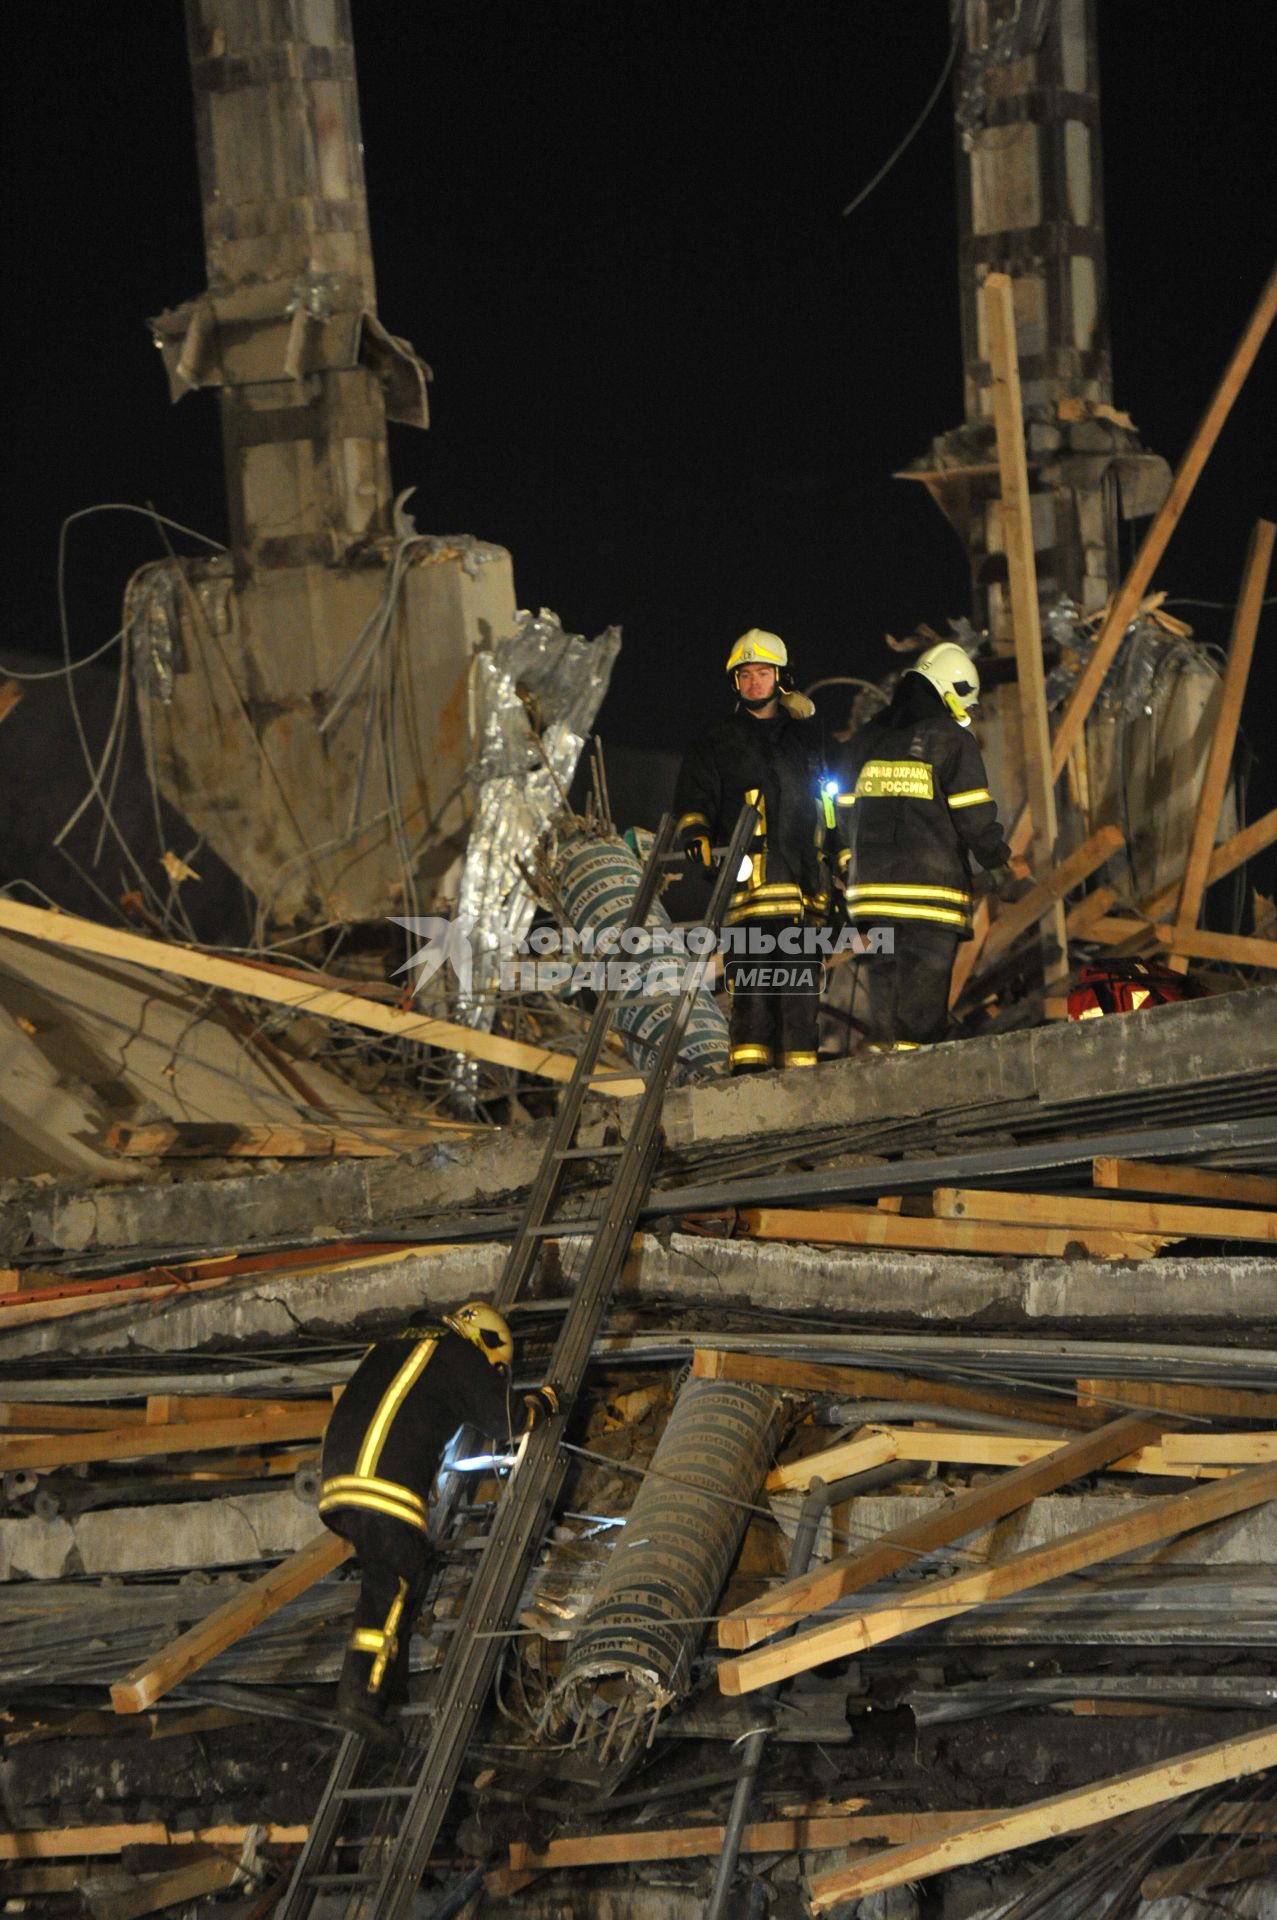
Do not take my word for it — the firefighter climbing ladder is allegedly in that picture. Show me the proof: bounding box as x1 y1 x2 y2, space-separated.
278 804 758 1919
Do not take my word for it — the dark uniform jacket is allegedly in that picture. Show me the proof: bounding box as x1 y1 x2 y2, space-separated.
675 707 830 925
319 1325 511 1540
836 675 1010 937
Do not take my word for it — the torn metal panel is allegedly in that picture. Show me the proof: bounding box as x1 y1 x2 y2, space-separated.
447 610 620 1099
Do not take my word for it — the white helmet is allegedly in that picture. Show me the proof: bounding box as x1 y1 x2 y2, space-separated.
908 641 980 726
725 629 788 676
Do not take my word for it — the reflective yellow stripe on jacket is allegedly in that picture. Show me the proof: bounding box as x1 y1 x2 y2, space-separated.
319 1335 438 1534
845 882 971 930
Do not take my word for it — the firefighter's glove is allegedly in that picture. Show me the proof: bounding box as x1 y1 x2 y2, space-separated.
681 827 712 870
522 1384 561 1431
833 847 851 893
988 860 1033 904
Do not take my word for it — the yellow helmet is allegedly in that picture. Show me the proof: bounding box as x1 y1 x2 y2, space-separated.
725 629 788 677
908 641 981 727
444 1300 514 1369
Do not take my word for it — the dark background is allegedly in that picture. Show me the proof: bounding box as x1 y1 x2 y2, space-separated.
2 2 1273 822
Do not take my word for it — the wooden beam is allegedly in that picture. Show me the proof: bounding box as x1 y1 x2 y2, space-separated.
1049 266 1277 780
1155 923 1277 970
112 1530 352 1714
1093 1157 1277 1208
0 897 641 1093
769 1428 1226 1491
716 1413 1163 1651
980 825 1124 968
1077 1378 1277 1422
1160 1432 1277 1465
1142 1837 1277 1902
717 1463 1277 1694
1167 519 1275 972
504 1807 1005 1875
0 680 23 728
766 1431 899 1492
0 1406 330 1471
984 272 1066 978
0 1822 308 1861
979 280 1060 967
88 1854 241 1920
692 1348 1096 1430
933 1186 1277 1243
735 1204 1172 1261
1065 886 1116 936
808 1720 1277 1909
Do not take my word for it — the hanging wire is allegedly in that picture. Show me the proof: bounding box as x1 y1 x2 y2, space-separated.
841 2 963 218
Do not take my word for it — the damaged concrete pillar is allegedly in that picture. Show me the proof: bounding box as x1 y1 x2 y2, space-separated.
132 0 521 926
546 1376 784 1763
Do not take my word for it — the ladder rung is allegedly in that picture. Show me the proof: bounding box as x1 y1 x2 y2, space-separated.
528 1218 600 1237
334 1783 415 1800
552 1143 623 1159
306 1871 383 1887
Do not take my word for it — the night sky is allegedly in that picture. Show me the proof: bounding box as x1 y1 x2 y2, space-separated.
3 3 1273 823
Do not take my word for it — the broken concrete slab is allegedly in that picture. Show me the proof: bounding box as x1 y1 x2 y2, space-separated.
0 1234 1272 1362
0 1488 316 1580
660 984 1277 1150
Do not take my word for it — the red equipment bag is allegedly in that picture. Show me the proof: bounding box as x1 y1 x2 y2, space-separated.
1067 958 1196 1021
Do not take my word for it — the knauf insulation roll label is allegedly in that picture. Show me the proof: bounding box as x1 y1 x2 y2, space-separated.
855 759 935 799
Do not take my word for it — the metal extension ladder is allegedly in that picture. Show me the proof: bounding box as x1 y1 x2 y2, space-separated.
278 804 757 1919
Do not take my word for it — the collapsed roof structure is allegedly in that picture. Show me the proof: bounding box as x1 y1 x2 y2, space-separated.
1 3 1274 1918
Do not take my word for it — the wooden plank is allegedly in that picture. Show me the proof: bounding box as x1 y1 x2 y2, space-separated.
985 273 1066 979
0 1406 330 1471
505 1807 1002 1874
1093 1157 1277 1208
0 1822 308 1861
808 1720 1277 1909
0 1401 150 1431
1154 923 1277 969
1065 886 1116 936
933 1187 1277 1243
716 1413 1163 1652
717 1463 1277 1695
766 1431 899 1492
736 1204 1172 1261
1077 1377 1277 1422
1142 1837 1277 1901
112 1531 352 1714
88 1853 240 1920
770 1428 1227 1489
0 897 641 1093
1048 265 1277 780
1167 519 1275 972
692 1348 1096 1430
1160 1432 1277 1465
981 826 1124 968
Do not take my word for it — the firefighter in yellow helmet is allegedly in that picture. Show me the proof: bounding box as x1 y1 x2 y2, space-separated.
319 1300 559 1741
835 641 1025 1050
674 630 834 1075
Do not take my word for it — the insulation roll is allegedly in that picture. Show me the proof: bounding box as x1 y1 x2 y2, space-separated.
549 831 728 1080
548 1377 784 1759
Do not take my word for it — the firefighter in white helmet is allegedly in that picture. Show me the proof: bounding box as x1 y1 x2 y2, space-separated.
319 1300 559 1741
834 641 1025 1050
674 630 834 1075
